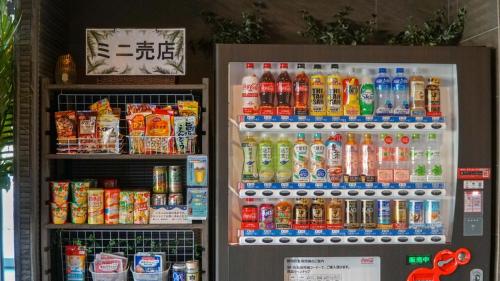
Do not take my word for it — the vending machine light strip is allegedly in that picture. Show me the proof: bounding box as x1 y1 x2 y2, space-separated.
240 182 445 189
238 235 446 245
239 188 446 199
240 229 443 236
240 115 445 123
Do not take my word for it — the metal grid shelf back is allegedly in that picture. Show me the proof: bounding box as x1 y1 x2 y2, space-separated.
54 229 198 281
54 91 204 155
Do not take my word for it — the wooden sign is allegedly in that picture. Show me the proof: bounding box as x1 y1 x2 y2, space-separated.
86 28 185 76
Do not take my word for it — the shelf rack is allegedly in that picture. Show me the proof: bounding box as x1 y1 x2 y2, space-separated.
40 78 210 281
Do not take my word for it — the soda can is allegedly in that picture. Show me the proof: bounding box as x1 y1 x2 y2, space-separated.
259 203 275 230
344 200 359 229
151 193 168 206
392 200 408 229
326 199 343 229
173 263 187 281
168 193 184 206
376 200 391 229
424 200 441 225
186 260 199 281
361 200 376 229
152 166 167 193
408 200 425 229
169 165 183 193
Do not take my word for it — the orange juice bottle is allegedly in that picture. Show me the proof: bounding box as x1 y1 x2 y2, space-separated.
343 68 360 116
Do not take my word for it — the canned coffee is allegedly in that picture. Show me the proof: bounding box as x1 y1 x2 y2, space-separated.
151 193 168 206
168 193 184 205
169 165 183 193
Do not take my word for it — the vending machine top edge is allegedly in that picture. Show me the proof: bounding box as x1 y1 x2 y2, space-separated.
215 44 493 281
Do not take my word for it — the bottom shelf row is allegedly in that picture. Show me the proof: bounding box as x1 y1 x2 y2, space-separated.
239 234 446 245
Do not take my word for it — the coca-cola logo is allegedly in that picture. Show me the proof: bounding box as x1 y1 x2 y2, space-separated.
295 84 308 92
361 257 374 264
243 83 258 92
277 82 292 93
260 82 275 93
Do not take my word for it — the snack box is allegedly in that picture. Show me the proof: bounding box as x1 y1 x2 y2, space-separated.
133 252 165 273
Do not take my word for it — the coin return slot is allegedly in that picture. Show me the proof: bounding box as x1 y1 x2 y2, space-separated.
262 123 273 129
279 123 291 129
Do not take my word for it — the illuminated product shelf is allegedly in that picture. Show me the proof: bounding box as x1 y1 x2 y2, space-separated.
239 182 446 199
239 229 445 245
238 115 446 132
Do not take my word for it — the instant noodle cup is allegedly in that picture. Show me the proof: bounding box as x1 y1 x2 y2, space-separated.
88 189 104 224
70 203 87 224
50 181 70 204
51 202 68 224
70 181 90 205
133 191 150 224
119 191 134 224
104 188 120 224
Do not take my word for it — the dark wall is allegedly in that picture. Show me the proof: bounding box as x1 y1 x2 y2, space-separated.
65 0 449 84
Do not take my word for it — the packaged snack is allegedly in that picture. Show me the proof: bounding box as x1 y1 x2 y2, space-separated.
88 189 104 224
50 180 70 204
104 188 120 224
133 191 150 224
55 111 77 142
133 253 164 273
77 111 98 152
97 114 120 153
174 116 196 154
119 191 134 224
95 252 128 271
90 99 112 116
65 245 86 281
145 113 170 136
51 202 68 224
94 259 123 273
126 104 156 115
178 100 199 124
70 202 87 224
70 181 90 205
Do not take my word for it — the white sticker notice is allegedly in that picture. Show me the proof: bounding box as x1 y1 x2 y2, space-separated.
284 257 381 281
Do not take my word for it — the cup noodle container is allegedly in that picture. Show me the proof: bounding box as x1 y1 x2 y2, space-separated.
133 191 150 224
104 188 120 224
88 189 104 224
119 191 135 224
50 181 70 204
51 202 68 224
71 181 90 205
70 202 87 224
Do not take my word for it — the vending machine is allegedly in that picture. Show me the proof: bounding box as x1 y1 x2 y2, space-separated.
214 45 493 281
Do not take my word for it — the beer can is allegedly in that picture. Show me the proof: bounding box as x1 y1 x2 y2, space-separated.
345 200 360 229
424 200 441 225
169 165 183 193
409 200 425 229
377 200 391 229
152 166 167 193
361 200 376 229
168 193 184 206
173 263 187 281
326 199 344 229
259 203 275 230
392 200 408 229
186 260 199 281
151 193 168 206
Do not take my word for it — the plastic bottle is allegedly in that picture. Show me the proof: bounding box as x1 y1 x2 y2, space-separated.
394 133 410 183
392 68 410 116
377 133 394 183
293 63 309 115
258 134 274 182
293 133 310 182
426 77 441 117
325 133 343 183
360 69 375 116
342 68 360 116
309 64 326 116
241 133 258 183
425 133 443 182
292 198 309 229
343 133 359 182
310 133 327 183
259 63 275 115
310 198 325 228
360 133 377 183
275 134 293 183
409 69 426 117
410 133 426 182
375 68 393 116
241 63 260 115
276 63 293 116
274 199 292 230
326 64 343 116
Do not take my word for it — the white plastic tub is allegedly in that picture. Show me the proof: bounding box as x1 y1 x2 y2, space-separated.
131 265 170 281
89 264 128 281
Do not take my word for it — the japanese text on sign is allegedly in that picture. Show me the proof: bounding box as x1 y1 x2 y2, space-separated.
86 28 185 76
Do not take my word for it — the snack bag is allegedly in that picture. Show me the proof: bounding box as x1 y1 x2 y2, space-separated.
65 245 86 281
77 111 98 152
90 99 112 116
127 104 155 154
55 111 77 142
178 100 199 125
97 114 120 153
